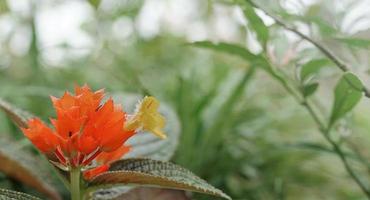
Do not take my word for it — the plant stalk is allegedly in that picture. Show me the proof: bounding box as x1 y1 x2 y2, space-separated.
245 0 370 98
274 71 370 198
70 168 81 200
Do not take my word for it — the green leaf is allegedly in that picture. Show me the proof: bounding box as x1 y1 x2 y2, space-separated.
237 1 269 47
0 0 8 14
302 83 319 97
330 73 363 126
335 37 370 49
190 41 270 70
0 188 41 200
88 158 231 200
191 41 256 61
289 142 370 168
300 58 331 81
0 98 34 128
88 0 101 9
0 138 61 200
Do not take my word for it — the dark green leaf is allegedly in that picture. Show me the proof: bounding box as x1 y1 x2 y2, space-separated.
0 138 61 200
330 73 363 125
88 158 231 200
113 188 190 200
300 58 331 81
0 188 41 200
302 83 319 97
0 98 34 128
237 1 269 47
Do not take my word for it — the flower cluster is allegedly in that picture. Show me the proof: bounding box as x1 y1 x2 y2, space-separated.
21 85 165 179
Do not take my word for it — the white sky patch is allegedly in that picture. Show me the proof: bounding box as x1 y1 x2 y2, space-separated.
6 0 31 18
1 0 370 67
135 0 165 39
36 1 93 49
186 21 208 41
35 1 94 66
341 1 370 34
163 0 199 36
112 16 134 41
9 25 31 56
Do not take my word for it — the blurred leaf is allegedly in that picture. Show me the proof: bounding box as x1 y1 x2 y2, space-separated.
330 73 363 126
290 142 330 153
0 188 41 200
0 1 8 14
335 37 370 49
89 0 101 9
290 142 370 167
307 17 338 35
237 1 269 47
0 138 61 200
191 41 255 61
302 83 319 97
88 158 231 200
190 41 270 70
300 59 330 81
0 98 34 128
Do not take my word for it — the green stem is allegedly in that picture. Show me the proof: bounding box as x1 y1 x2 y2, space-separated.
245 0 370 98
275 67 370 199
70 168 81 200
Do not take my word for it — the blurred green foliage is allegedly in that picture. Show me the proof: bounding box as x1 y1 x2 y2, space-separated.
1 0 370 199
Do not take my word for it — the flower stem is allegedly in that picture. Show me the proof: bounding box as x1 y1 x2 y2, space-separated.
70 167 81 200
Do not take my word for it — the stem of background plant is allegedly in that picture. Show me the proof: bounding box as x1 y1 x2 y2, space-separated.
303 100 370 199
245 0 370 98
70 167 81 200
266 63 370 198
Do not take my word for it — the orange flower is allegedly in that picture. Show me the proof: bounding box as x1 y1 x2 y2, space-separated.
21 84 166 179
21 118 59 153
83 145 131 179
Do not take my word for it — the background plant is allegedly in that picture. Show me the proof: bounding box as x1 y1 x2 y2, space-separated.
1 0 370 199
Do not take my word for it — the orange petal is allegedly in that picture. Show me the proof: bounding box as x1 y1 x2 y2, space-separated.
83 164 109 180
22 118 59 153
78 135 99 155
96 145 131 164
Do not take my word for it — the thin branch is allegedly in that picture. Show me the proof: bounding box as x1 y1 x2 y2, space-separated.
246 0 370 98
302 101 370 199
263 58 370 198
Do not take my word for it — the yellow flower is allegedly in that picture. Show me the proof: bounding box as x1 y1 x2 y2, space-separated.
125 96 166 139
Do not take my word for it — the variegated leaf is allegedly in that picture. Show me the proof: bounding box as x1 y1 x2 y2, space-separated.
0 188 41 200
113 187 190 200
88 159 231 200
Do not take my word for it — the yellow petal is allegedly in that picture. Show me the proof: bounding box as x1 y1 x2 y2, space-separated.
125 96 166 139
